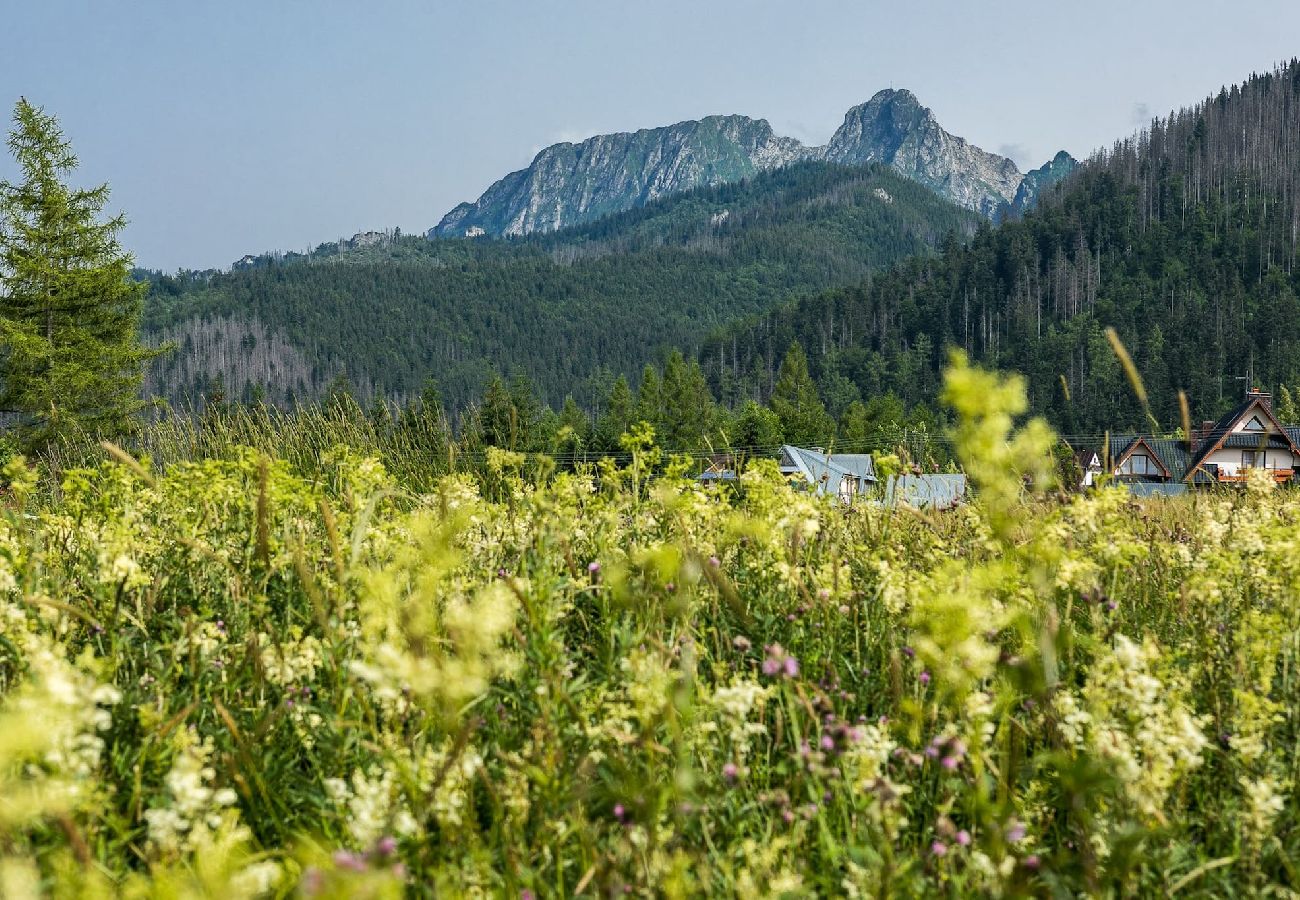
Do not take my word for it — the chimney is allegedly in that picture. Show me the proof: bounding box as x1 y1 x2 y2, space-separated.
1246 387 1272 412
1193 420 1216 445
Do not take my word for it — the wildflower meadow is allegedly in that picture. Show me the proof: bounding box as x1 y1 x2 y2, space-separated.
2 356 1299 897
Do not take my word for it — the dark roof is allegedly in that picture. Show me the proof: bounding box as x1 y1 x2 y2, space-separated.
1102 397 1300 486
1184 396 1300 479
1220 433 1290 449
1107 435 1197 482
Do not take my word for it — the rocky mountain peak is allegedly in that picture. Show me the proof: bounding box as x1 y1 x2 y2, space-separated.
432 90 1076 237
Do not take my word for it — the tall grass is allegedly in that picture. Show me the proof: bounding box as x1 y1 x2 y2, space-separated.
0 359 1297 896
38 398 458 494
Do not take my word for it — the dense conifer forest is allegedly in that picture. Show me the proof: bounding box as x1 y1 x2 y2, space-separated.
706 60 1300 435
133 61 1300 455
140 163 977 412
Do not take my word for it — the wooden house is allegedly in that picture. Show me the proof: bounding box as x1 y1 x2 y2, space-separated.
1106 389 1300 488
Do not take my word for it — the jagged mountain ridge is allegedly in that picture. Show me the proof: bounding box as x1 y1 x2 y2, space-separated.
432 89 1075 237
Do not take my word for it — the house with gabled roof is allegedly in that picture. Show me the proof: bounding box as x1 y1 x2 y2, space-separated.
1075 449 1103 487
1103 389 1300 488
779 445 877 502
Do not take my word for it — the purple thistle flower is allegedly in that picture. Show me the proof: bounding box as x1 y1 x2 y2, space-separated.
722 762 739 781
820 735 835 751
613 804 625 820
761 644 799 679
588 561 600 574
1006 821 1027 843
1022 854 1041 870
941 755 960 770
708 555 720 568
918 670 931 685
931 841 948 857
956 829 971 847
374 835 398 857
332 850 367 872
902 645 915 658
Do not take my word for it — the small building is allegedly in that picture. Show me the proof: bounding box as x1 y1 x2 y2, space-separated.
780 445 877 502
1103 389 1300 488
884 474 968 510
1075 449 1103 487
696 454 739 485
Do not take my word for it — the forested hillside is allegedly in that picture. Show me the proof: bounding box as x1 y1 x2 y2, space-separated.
705 60 1300 434
142 162 977 410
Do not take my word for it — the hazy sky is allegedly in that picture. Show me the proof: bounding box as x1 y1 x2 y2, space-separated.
3 0 1297 271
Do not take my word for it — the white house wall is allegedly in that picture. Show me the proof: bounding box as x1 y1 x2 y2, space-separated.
1201 447 1299 475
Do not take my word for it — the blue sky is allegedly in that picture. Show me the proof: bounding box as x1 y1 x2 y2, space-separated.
3 0 1298 270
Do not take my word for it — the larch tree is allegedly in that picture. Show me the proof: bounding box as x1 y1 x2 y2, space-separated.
0 98 163 449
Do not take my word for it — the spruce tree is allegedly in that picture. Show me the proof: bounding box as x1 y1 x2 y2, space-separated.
0 99 163 448
661 350 715 448
596 374 634 451
769 342 833 447
635 365 664 435
478 375 516 449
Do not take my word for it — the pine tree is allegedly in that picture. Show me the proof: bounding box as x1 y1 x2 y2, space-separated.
769 342 833 446
0 99 164 448
478 375 516 449
596 374 634 451
635 365 664 434
661 350 715 448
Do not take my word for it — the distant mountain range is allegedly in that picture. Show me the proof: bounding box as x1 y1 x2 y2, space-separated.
432 89 1075 238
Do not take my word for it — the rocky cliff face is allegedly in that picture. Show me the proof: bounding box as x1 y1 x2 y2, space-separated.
432 90 1076 238
435 116 810 238
1001 150 1078 218
823 90 1026 218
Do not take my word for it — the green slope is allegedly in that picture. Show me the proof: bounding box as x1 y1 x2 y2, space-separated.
703 61 1300 436
142 162 978 409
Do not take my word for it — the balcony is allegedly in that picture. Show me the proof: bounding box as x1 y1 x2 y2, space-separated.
1215 467 1294 483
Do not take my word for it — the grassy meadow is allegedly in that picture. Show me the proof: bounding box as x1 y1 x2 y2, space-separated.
1 358 1299 897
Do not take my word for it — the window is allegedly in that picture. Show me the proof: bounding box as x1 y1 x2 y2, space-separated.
1243 450 1257 468
1245 415 1266 432
1120 453 1158 475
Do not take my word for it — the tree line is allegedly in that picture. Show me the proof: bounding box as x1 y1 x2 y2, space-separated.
702 60 1300 435
137 161 977 412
